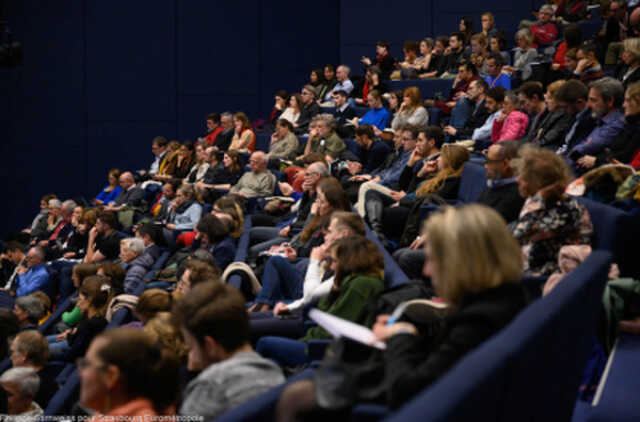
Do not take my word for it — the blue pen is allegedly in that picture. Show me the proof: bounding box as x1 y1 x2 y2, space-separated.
386 302 409 326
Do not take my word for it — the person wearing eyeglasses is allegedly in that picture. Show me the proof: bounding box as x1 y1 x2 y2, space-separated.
12 247 49 298
529 5 559 47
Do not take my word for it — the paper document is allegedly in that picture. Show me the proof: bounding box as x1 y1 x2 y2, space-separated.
309 309 386 350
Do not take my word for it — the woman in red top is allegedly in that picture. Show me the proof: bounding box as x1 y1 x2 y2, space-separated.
229 111 256 153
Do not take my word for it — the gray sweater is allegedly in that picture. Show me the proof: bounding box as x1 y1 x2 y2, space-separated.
179 351 285 419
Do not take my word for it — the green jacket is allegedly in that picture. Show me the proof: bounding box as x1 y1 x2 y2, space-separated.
309 132 346 159
301 273 384 341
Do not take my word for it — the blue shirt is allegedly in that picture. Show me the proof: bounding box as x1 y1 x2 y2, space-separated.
325 79 354 101
485 73 511 90
16 264 50 297
359 107 391 131
95 185 122 205
570 110 625 156
375 149 412 187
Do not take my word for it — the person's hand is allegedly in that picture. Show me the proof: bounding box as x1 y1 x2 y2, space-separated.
63 252 76 259
325 154 335 163
502 65 515 72
271 133 279 143
235 192 248 198
278 225 291 238
423 99 435 108
38 240 48 247
16 266 28 275
310 242 330 261
418 160 438 177
576 58 592 73
284 246 297 261
350 117 360 127
93 198 103 205
195 181 206 192
166 223 176 230
577 155 596 169
89 226 99 239
551 63 561 71
348 161 362 175
373 126 383 137
273 302 291 316
619 317 640 334
56 330 71 342
407 149 422 166
391 201 400 207
360 56 372 66
409 234 426 250
498 109 508 121
372 315 418 342
444 46 452 55
309 127 320 139
389 190 406 202
355 98 365 105
443 125 457 136
446 100 456 108
399 100 408 112
278 182 294 197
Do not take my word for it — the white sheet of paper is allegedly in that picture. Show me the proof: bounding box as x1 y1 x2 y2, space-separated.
309 309 386 350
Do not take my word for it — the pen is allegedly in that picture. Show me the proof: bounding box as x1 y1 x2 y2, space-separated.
386 302 409 326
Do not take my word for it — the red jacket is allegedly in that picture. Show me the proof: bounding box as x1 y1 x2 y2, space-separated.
531 22 559 46
205 126 223 145
492 111 530 143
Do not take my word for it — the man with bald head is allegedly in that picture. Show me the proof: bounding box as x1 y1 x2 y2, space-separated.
105 172 144 212
230 152 276 198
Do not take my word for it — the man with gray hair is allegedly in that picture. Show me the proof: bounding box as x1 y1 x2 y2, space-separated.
570 77 625 171
323 65 354 103
295 85 322 135
0 366 43 420
215 112 235 151
38 199 77 259
230 151 276 198
530 4 559 46
13 295 45 330
119 237 155 294
298 113 346 162
13 247 49 297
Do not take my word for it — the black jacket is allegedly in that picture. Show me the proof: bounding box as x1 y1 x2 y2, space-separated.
383 283 526 408
295 102 322 135
455 100 491 140
476 181 525 223
595 113 640 166
531 109 575 150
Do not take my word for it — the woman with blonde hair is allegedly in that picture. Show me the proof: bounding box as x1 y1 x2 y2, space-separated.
391 86 429 130
229 112 256 153
277 205 526 418
143 312 188 363
620 38 640 90
513 146 593 275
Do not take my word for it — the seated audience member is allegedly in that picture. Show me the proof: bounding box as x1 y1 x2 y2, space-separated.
145 136 170 180
49 275 111 362
135 223 162 261
270 90 289 126
1 241 26 290
578 81 640 168
23 194 55 239
481 11 499 41
84 211 120 264
13 247 49 297
143 312 188 363
552 23 583 73
355 65 387 106
573 43 605 84
230 151 276 199
351 89 391 132
202 113 224 146
162 184 202 247
97 262 126 295
298 114 346 163
119 237 155 294
104 171 145 225
322 65 354 104
441 32 467 77
360 40 395 80
172 142 197 181
192 214 235 271
352 127 417 213
420 36 448 78
503 28 538 82
490 32 511 66
518 81 546 132
513 147 593 276
333 90 357 138
60 263 99 327
470 33 489 77
491 91 529 143
391 86 429 131
324 64 337 92
527 80 575 150
152 140 181 183
397 40 420 79
37 199 76 258
267 119 299 161
93 168 122 206
277 205 526 417
37 199 62 242
185 143 210 185
31 291 51 325
459 16 474 46
279 93 302 126
78 328 180 418
197 150 244 203
445 79 491 141
132 288 172 327
619 38 640 90
248 178 351 311
9 331 58 409
173 259 220 301
426 62 480 120
256 236 384 367
175 282 285 419
215 112 235 152
556 0 588 22
485 52 511 90
295 85 322 135
343 125 392 178
55 209 93 261
570 77 625 168
229 112 256 153
310 69 328 104
149 180 179 218
413 38 435 77
0 367 43 420
555 79 597 155
472 86 506 148
530 4 559 46
13 296 44 331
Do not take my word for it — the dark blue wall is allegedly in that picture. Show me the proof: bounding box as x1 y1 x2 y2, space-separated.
1 0 538 237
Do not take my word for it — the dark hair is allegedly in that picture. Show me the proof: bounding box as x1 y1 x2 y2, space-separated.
355 124 375 140
578 41 598 57
487 86 507 103
451 31 466 44
0 309 19 360
14 330 50 367
332 236 384 286
493 30 508 50
460 17 474 43
95 328 180 413
436 35 449 48
196 214 229 244
135 289 172 324
79 275 113 317
376 40 390 50
324 64 335 74
5 241 24 253
173 282 249 353
223 150 243 173
564 24 583 48
403 40 420 54
460 62 478 75
185 260 221 288
423 125 445 149
206 113 220 124
519 81 545 100
555 79 589 103
300 177 351 242
310 69 325 84
333 89 348 99
487 51 504 67
473 78 489 92
152 136 168 148
330 211 366 236
402 125 420 140
98 262 126 294
72 263 99 286
276 118 294 132
137 223 159 244
274 89 289 101
96 210 117 230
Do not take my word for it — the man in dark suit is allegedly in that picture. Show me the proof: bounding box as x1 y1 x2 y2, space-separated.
333 89 357 138
554 79 597 156
443 79 491 141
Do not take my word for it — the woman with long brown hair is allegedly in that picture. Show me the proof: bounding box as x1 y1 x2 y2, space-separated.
229 111 256 153
391 86 429 130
